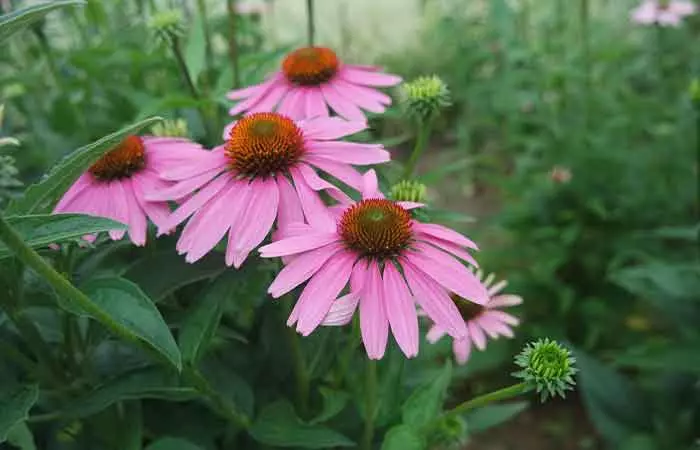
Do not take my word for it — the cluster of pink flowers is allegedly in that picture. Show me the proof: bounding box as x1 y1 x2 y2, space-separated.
630 0 696 26
54 47 521 363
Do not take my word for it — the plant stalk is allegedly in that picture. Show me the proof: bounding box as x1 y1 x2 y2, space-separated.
306 0 315 47
362 360 378 450
227 0 241 88
195 0 214 81
403 120 434 179
442 382 531 421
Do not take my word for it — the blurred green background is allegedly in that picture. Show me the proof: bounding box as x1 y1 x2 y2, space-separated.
1 0 699 448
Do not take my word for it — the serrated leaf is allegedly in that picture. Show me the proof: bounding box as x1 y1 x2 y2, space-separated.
61 367 196 420
380 425 425 450
79 277 182 369
0 1 85 44
0 384 38 443
402 361 452 428
464 402 528 433
6 117 162 215
250 401 354 448
0 214 125 260
146 437 203 450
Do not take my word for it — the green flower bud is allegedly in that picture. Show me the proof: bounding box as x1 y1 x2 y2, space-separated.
389 179 428 203
399 75 451 122
513 338 577 402
151 118 190 138
148 9 185 44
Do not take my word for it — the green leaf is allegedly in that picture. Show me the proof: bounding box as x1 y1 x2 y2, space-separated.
5 422 36 450
6 117 162 215
614 341 700 374
464 402 528 433
120 401 143 450
61 367 196 420
184 13 206 87
574 349 650 445
249 401 354 448
402 361 452 428
79 277 182 370
380 425 425 450
124 249 226 302
0 1 85 44
309 387 350 425
146 437 203 450
179 271 241 363
0 214 125 260
0 384 38 443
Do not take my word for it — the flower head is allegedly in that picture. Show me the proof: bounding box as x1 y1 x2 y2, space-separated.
148 9 185 44
389 179 428 203
513 338 577 402
226 46 402 121
54 135 205 246
259 170 488 360
426 270 522 365
400 75 451 122
630 0 696 27
149 114 389 267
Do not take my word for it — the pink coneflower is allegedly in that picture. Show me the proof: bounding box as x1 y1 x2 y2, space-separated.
631 0 696 26
226 47 402 121
258 170 489 360
426 270 522 365
53 136 205 246
147 113 389 267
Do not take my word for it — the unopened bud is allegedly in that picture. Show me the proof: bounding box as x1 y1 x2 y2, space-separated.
513 338 577 402
400 75 451 122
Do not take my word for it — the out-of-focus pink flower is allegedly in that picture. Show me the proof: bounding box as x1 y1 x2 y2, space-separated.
426 270 522 365
226 47 402 121
259 170 489 360
53 136 205 246
550 165 572 184
630 0 696 27
147 113 389 268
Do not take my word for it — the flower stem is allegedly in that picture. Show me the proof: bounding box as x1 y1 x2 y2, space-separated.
441 382 531 421
195 0 213 81
226 0 241 88
183 366 251 429
362 360 378 450
280 296 310 418
403 120 433 179
306 0 315 47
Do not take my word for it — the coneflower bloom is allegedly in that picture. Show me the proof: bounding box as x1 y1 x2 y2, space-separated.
226 47 402 121
147 113 389 267
53 136 205 246
630 0 696 26
426 270 522 365
259 170 489 360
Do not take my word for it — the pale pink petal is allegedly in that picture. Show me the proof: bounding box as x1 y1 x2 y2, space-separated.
306 141 390 165
631 1 658 23
267 242 343 297
303 156 364 190
481 313 515 338
320 83 366 121
669 0 696 16
295 252 356 335
229 179 279 268
419 234 479 267
159 147 228 181
226 73 280 100
468 321 487 350
54 173 95 212
383 263 419 358
290 167 335 232
277 87 306 119
321 292 360 326
338 67 402 87
122 179 148 246
407 243 489 305
489 310 520 327
332 78 386 113
299 116 367 140
145 167 222 202
222 121 237 141
400 259 467 339
487 279 507 296
657 10 682 25
487 294 523 309
303 87 329 118
453 338 472 365
413 222 479 250
259 233 339 257
360 262 389 360
229 77 287 116
361 169 383 199
157 174 230 232
142 138 207 173
130 173 172 231
108 182 129 241
295 164 353 204
275 176 304 232
397 201 425 210
247 83 290 113
426 325 447 343
478 316 500 339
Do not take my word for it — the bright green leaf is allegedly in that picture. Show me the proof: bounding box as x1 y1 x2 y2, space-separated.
5 422 36 450
0 214 125 260
79 277 182 369
0 384 38 443
146 437 203 450
309 387 350 425
464 402 528 433
6 116 162 215
402 361 452 428
0 1 85 44
249 401 354 448
380 425 425 450
184 14 206 86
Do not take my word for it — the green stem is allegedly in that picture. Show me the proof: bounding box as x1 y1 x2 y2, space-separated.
306 0 315 47
184 366 251 429
442 382 531 421
403 120 434 179
227 0 241 88
695 98 700 244
362 360 378 450
195 0 214 81
288 323 310 418
0 212 170 367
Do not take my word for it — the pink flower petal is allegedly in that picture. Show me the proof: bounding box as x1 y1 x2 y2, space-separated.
382 263 419 358
157 174 230 232
299 116 367 140
277 87 306 119
468 321 487 350
267 242 343 298
320 83 366 121
397 201 425 210
332 78 387 113
487 294 523 309
247 83 290 113
303 156 364 190
303 87 329 118
426 324 447 344
321 292 360 326
122 179 148 246
54 173 94 212
108 181 129 241
307 141 390 165
489 310 520 327
338 67 402 87
275 175 304 232
259 233 339 258
413 222 479 250
360 261 389 360
145 167 222 202
229 179 279 268
130 172 172 231
453 338 472 365
290 167 335 232
226 73 280 100
229 77 287 116
418 234 478 267
159 148 228 181
361 169 383 199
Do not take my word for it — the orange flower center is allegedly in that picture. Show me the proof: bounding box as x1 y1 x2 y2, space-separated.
89 135 146 181
339 199 413 259
225 112 305 179
282 47 339 86
451 295 485 322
